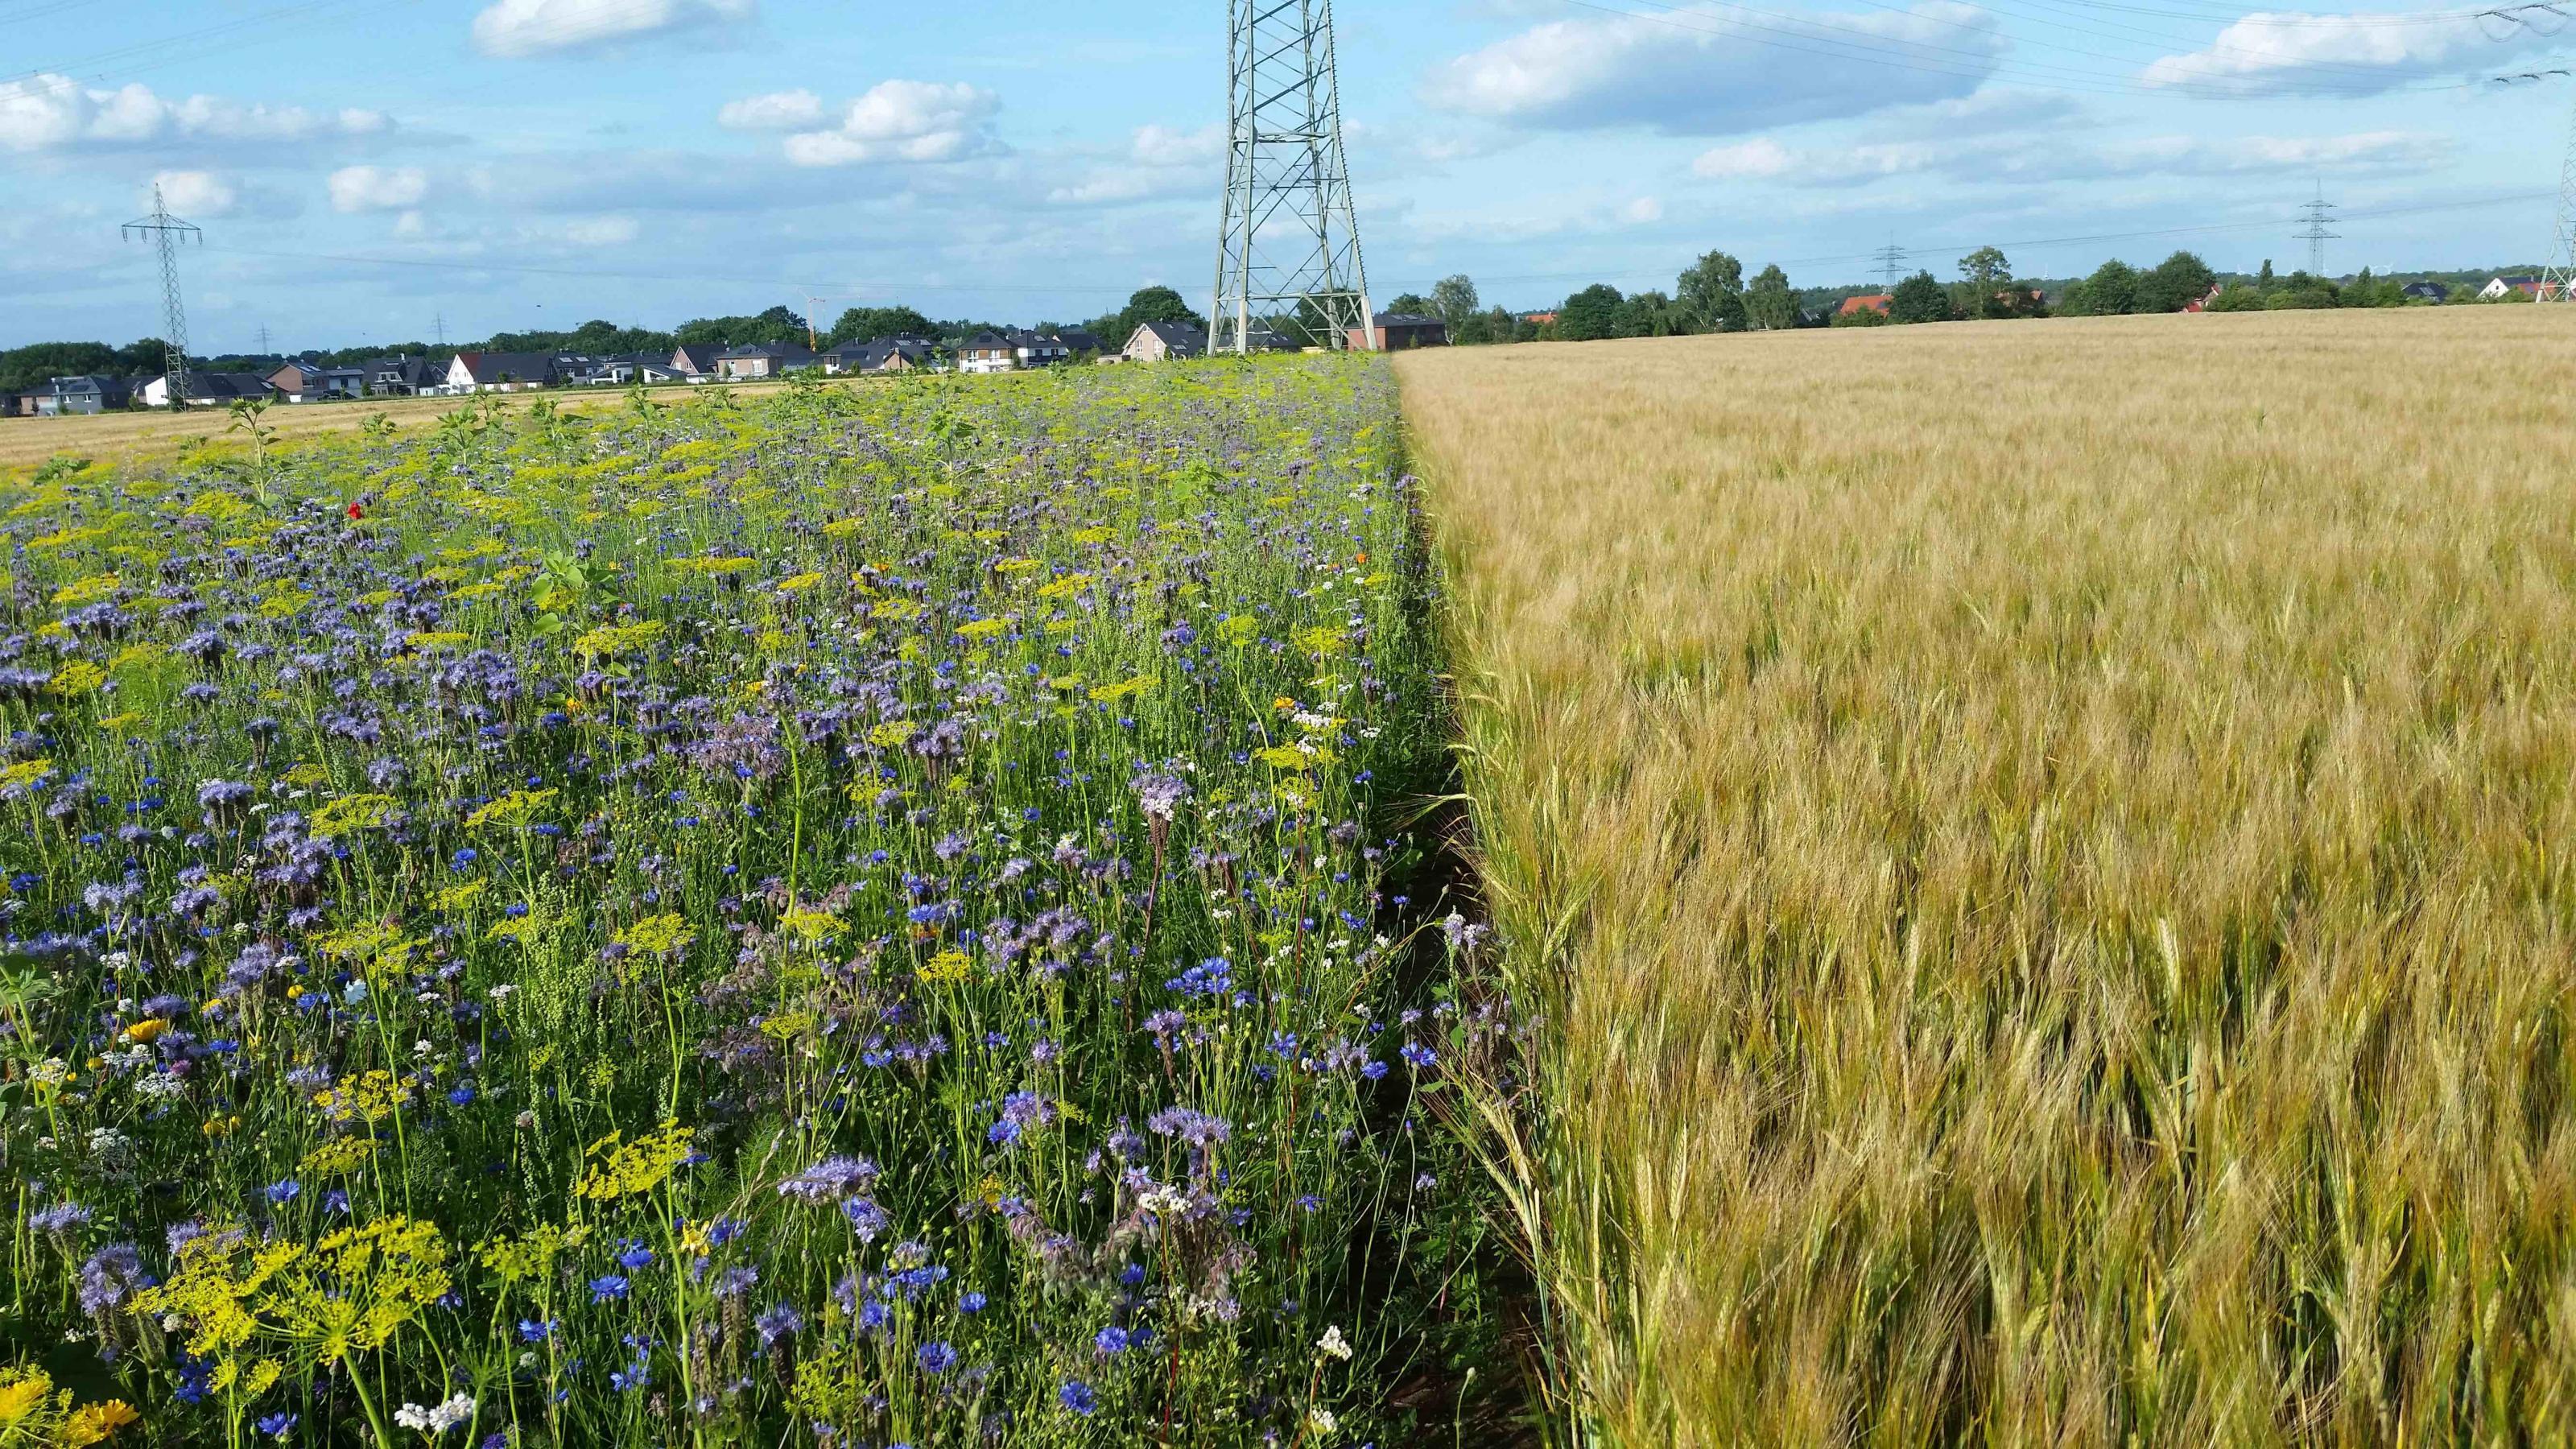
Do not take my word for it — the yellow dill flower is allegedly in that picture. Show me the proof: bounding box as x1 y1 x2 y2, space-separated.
613 914 694 957
568 621 665 659
954 617 1012 641
47 662 105 697
304 794 400 838
0 758 55 795
778 906 840 941
467 788 558 828
916 949 972 985
573 1121 695 1201
865 720 915 749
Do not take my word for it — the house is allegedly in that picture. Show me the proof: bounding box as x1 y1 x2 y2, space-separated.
1007 329 1072 368
1837 294 1893 318
1052 328 1108 357
443 352 564 394
2478 275 2561 301
670 341 733 377
715 342 816 381
138 372 270 408
266 360 366 402
1123 320 1208 362
0 389 22 419
362 355 440 396
2400 281 2449 303
957 332 1019 374
1349 312 1447 351
1518 311 1558 326
569 353 687 386
2180 283 2224 314
824 337 934 375
36 376 133 415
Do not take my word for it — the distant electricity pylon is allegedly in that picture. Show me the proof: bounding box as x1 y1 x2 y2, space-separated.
1872 239 1908 291
2293 181 2339 277
1211 0 1372 353
122 180 200 407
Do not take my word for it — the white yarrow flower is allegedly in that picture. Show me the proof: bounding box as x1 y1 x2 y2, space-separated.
1316 1323 1352 1361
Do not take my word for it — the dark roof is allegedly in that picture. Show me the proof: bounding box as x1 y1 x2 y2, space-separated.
455 351 561 383
717 341 815 361
1132 320 1208 349
166 372 272 400
1372 312 1443 327
1051 328 1105 352
962 331 1014 350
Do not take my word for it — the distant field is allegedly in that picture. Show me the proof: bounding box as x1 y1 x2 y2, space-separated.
1400 308 2576 1443
0 378 808 469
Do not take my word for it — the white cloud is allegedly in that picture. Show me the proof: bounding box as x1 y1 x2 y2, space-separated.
0 74 388 153
1690 126 2454 188
329 164 430 213
1130 122 1221 167
1043 122 1224 207
472 0 755 59
558 214 641 245
782 80 1001 167
1422 2 2000 135
1692 138 1798 180
1621 196 1665 224
2141 11 2513 96
718 89 824 130
151 170 237 218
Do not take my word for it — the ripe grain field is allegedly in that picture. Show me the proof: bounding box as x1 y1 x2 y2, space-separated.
1399 308 2576 1445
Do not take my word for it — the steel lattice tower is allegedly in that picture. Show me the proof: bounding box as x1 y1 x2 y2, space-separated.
122 182 201 407
1872 240 1907 292
2294 181 2339 277
2544 82 2576 300
1211 0 1372 354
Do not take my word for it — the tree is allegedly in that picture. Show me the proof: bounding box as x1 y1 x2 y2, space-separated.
1745 265 1798 331
1113 286 1205 341
2205 283 2264 313
1556 283 1624 341
1956 246 2017 318
1677 250 1746 332
2133 250 2216 313
1385 292 1435 316
828 305 935 346
1889 270 1952 324
2080 258 2140 316
2256 258 2276 291
1430 275 1480 331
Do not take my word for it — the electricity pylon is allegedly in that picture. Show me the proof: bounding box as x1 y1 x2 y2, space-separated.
2545 81 2576 299
2294 180 2339 277
1210 0 1372 353
122 181 201 407
1873 240 1908 291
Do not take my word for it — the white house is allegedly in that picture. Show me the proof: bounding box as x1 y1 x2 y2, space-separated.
956 332 1018 374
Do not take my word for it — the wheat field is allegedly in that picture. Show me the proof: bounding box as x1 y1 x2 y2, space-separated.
1399 308 2576 1445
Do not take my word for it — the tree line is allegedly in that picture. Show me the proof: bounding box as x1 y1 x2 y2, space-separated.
1399 244 2510 347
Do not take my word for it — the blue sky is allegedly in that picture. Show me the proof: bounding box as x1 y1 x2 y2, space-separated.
2 0 2566 350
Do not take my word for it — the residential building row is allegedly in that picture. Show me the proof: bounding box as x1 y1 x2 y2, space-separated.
2 314 1453 417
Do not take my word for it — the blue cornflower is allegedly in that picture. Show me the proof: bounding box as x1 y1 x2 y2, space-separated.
588 1274 630 1302
448 1084 476 1106
918 1340 959 1374
1059 1381 1098 1416
264 1179 301 1205
1095 1326 1131 1356
1402 1042 1439 1069
959 1290 988 1314
616 1240 654 1270
255 1412 298 1439
518 1318 558 1343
